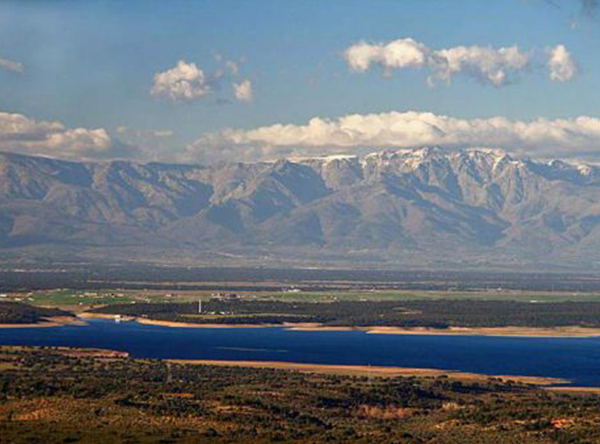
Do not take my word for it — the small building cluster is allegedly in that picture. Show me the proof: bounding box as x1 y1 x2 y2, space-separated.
209 293 241 301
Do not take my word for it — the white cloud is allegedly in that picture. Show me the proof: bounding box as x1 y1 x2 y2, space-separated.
189 110 600 163
548 44 578 82
0 111 134 159
429 45 529 86
344 38 577 86
152 58 255 103
344 38 429 74
116 126 173 138
233 79 253 103
151 60 212 102
0 57 24 74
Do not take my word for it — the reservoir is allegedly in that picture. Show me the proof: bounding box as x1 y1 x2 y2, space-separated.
1 319 600 386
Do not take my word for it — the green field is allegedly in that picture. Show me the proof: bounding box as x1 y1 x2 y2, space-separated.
15 287 600 309
258 290 600 303
26 290 136 307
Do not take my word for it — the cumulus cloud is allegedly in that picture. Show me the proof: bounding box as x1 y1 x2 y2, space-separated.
0 111 136 160
152 58 255 103
428 45 529 86
344 38 428 74
344 38 577 86
0 57 24 74
151 61 213 102
233 79 253 103
188 110 600 163
548 44 578 81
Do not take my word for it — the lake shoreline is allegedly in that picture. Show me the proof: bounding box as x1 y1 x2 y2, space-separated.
109 316 600 338
168 358 570 386
2 322 598 387
6 313 600 338
0 316 84 329
364 325 600 338
0 342 572 386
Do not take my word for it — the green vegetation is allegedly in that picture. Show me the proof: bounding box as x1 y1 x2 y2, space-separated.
260 290 600 303
0 302 73 324
14 285 600 310
25 290 136 307
1 346 600 443
93 299 600 328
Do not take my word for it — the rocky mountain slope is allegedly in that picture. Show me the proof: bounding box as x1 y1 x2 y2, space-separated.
2 148 600 269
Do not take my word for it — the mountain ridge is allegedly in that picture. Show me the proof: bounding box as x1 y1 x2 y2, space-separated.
2 148 600 270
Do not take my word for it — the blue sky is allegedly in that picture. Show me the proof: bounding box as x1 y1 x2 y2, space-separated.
1 0 600 162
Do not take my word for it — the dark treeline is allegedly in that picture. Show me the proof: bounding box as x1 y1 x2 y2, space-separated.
3 266 600 292
2 346 600 443
0 302 73 324
93 299 600 328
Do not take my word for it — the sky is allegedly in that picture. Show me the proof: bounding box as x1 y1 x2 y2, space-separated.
1 0 600 163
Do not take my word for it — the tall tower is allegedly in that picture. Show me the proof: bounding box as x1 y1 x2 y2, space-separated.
198 299 202 314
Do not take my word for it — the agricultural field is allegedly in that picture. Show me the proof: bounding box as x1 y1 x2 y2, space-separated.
255 290 600 303
6 286 600 311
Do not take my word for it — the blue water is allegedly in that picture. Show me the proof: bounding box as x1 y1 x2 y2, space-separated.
1 320 600 386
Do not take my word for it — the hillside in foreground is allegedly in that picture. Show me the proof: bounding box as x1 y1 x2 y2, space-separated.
1 346 600 443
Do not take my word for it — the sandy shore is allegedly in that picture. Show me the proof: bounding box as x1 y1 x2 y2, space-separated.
0 316 84 329
137 320 350 329
78 313 136 321
136 320 600 337
363 326 600 338
78 313 600 337
135 318 275 328
285 323 356 331
168 359 569 385
287 325 600 337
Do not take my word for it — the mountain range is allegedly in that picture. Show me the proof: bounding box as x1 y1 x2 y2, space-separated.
2 147 600 270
